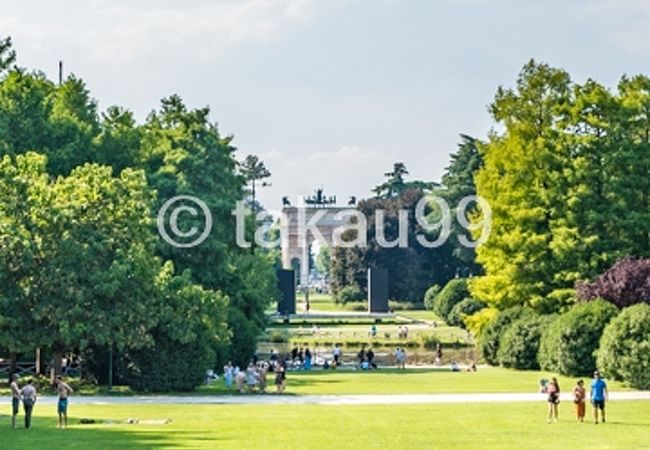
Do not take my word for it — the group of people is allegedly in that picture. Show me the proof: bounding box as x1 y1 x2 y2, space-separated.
289 347 313 370
543 370 609 424
223 360 287 394
9 374 73 429
356 347 377 370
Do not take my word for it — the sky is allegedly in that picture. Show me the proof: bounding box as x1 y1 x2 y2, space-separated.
2 0 650 210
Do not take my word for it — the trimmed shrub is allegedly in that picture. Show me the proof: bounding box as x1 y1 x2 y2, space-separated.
463 307 498 337
122 329 214 392
343 301 367 312
268 329 290 343
480 306 534 366
432 278 469 321
337 285 365 304
538 300 618 376
447 298 486 328
419 334 441 349
424 284 441 310
497 315 551 370
597 303 650 389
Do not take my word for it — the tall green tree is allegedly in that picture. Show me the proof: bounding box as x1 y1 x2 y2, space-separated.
0 70 100 175
471 60 574 310
471 60 650 311
140 95 275 365
0 153 164 378
240 154 271 213
372 162 435 198
439 134 483 274
0 36 16 73
93 106 141 174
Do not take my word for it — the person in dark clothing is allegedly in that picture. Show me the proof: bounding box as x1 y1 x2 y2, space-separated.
367 348 377 369
357 347 366 368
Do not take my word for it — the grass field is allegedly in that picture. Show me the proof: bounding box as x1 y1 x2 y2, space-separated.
267 293 468 347
2 401 648 450
196 367 630 396
1 367 630 397
271 323 471 348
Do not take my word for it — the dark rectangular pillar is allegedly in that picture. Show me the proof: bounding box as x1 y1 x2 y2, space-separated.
368 268 388 313
277 269 296 315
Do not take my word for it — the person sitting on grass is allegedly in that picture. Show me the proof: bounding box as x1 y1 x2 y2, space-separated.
450 361 460 372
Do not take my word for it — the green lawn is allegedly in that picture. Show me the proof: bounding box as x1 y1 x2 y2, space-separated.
398 309 445 322
308 292 342 312
197 367 631 396
275 323 470 347
1 368 633 398
2 401 648 449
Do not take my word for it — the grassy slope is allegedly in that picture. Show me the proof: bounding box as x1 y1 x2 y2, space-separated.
2 402 648 450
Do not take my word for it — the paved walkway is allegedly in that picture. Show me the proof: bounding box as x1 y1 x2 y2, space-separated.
34 391 650 406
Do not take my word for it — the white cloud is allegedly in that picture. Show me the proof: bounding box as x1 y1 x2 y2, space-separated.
576 0 650 55
255 144 394 208
308 145 380 163
1 0 315 64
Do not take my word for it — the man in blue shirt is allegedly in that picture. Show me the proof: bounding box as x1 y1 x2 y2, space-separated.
590 370 608 424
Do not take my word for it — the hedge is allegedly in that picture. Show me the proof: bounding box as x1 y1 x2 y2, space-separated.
480 306 534 366
597 303 650 389
432 278 469 320
538 299 618 376
497 315 551 370
447 298 486 328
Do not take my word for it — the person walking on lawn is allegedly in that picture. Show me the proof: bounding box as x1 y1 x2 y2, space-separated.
20 379 37 429
573 379 586 422
10 374 21 429
590 370 608 424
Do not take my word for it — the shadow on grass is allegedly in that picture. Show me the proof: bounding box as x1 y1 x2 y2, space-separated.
0 415 223 450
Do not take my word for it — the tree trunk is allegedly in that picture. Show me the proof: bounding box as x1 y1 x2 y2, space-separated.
50 350 63 383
